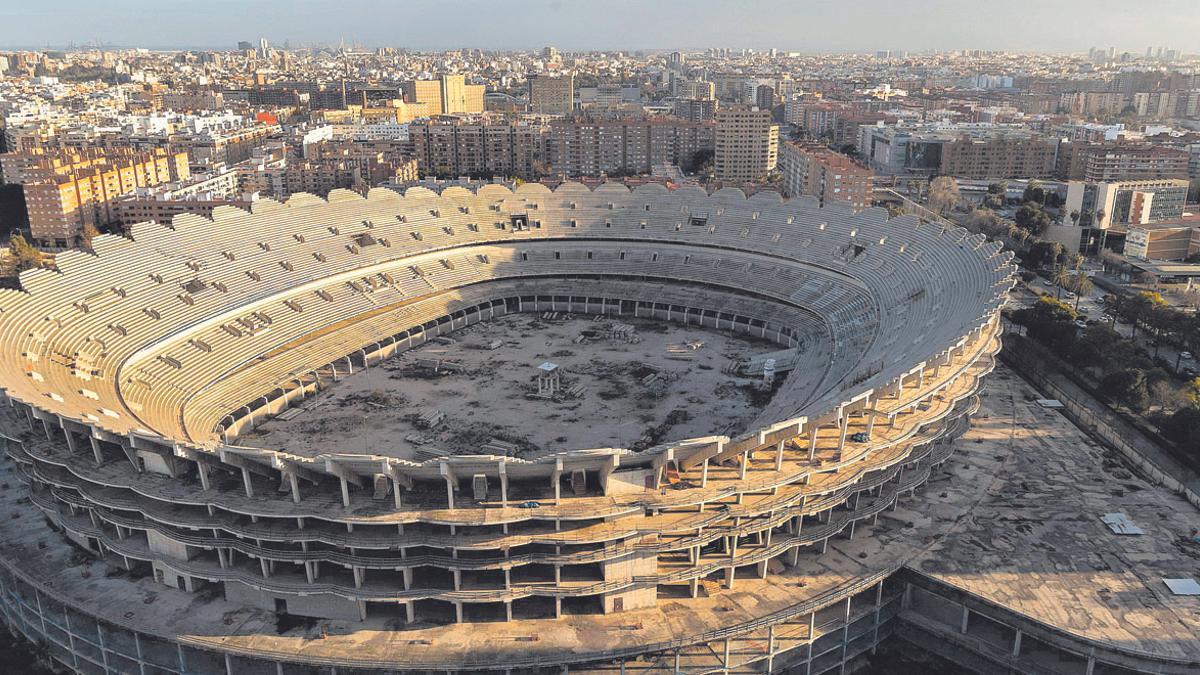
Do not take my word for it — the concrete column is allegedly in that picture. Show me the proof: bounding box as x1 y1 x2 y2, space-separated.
240 467 254 498
406 602 415 624
807 427 818 461
288 472 301 504
960 606 969 633
739 452 748 479
441 463 456 509
1012 630 1022 657
700 457 709 487
775 440 785 470
455 602 463 623
499 466 509 507
725 566 736 589
338 477 350 508
196 461 211 490
89 436 104 464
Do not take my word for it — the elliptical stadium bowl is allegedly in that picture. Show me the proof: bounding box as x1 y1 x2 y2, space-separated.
0 183 1013 673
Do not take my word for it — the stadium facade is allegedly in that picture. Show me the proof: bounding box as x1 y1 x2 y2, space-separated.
0 183 1034 673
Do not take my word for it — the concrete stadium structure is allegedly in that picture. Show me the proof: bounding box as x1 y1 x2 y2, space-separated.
0 183 1031 673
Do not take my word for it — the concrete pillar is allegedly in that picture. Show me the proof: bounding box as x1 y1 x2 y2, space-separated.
725 566 735 589
960 606 969 633
455 602 463 623
196 461 211 490
700 458 709 487
89 436 104 464
775 440 785 470
406 602 415 624
739 452 748 480
288 472 301 504
240 467 254 498
1012 630 1022 657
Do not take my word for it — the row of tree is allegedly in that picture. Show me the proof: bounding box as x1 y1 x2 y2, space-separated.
1010 296 1200 448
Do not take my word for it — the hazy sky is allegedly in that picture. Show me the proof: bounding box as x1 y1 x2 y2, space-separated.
1 0 1197 53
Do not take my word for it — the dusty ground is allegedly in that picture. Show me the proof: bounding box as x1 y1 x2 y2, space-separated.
242 314 783 459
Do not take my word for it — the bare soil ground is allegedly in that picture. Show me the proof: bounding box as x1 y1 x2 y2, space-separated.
242 314 782 459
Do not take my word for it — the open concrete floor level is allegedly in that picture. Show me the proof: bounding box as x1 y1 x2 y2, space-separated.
1 365 1198 673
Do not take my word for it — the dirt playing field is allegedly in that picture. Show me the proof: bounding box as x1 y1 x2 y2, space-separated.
242 313 784 459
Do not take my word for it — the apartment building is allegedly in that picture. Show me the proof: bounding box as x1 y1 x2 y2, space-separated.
14 147 189 247
408 116 548 178
112 170 252 226
238 152 418 199
529 74 575 116
859 123 1057 179
401 75 485 115
671 98 718 123
546 117 714 176
939 135 1058 180
714 105 778 182
1057 142 1191 181
779 142 873 209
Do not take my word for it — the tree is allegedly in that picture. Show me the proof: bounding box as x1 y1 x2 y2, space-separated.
965 208 1014 239
8 233 44 274
1070 273 1094 311
1012 296 1077 353
1161 406 1200 450
1068 324 1123 375
1026 240 1064 270
926 176 961 216
1014 203 1052 235
1052 265 1072 300
77 222 100 250
1022 180 1046 205
1147 373 1181 412
1120 291 1167 339
1099 369 1150 413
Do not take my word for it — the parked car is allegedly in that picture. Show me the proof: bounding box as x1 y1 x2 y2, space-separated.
850 432 870 443
1182 351 1194 361
1074 319 1088 329
517 500 541 509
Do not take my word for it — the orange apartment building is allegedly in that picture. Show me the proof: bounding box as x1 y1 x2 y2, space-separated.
779 141 873 210
13 148 189 247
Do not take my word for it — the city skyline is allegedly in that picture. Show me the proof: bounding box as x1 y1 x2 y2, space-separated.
2 0 1199 53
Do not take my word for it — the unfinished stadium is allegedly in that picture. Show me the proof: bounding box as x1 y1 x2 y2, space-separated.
3 182 1181 675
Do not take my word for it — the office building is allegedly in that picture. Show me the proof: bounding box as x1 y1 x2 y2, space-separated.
1125 223 1200 260
1046 178 1190 253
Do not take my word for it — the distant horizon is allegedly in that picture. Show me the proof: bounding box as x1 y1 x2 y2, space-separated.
1 0 1197 55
